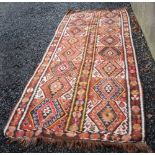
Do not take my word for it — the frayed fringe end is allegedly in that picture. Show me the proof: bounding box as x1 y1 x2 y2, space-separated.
6 137 153 153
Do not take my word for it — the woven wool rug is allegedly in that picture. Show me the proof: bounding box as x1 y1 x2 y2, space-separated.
4 8 152 152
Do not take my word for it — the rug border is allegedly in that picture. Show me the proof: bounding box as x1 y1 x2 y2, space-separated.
124 9 145 141
3 8 147 151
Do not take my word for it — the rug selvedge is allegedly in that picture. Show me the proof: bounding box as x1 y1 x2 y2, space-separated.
4 8 152 152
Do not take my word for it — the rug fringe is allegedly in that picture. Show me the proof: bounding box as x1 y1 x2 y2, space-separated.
6 136 153 153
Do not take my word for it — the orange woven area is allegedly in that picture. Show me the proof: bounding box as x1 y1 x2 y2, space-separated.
4 8 145 144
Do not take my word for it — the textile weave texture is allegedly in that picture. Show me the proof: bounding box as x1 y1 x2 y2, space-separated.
4 8 150 152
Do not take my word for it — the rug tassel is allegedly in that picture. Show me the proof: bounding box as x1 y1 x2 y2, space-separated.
6 138 16 144
135 142 153 153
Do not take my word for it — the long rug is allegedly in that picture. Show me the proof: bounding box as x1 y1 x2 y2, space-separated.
4 8 152 152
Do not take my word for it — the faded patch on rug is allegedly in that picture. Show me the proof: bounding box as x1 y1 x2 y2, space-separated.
4 8 152 152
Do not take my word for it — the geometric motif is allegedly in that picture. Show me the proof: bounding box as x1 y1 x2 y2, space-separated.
69 19 87 27
68 37 78 44
98 25 120 36
104 11 118 18
105 18 115 25
88 101 126 132
97 105 117 128
41 77 71 99
94 78 124 100
96 60 123 77
99 35 120 46
30 98 65 128
67 27 82 35
58 47 80 61
64 25 87 38
51 61 76 77
98 47 121 59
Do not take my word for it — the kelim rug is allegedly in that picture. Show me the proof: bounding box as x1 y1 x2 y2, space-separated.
4 8 153 152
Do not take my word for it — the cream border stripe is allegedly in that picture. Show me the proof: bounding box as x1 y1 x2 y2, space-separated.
125 9 145 141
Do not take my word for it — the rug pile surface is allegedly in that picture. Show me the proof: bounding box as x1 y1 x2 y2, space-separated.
4 8 151 152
